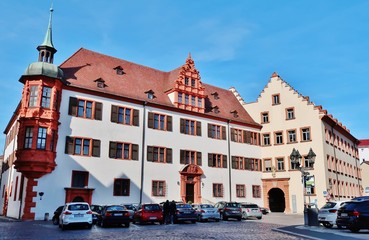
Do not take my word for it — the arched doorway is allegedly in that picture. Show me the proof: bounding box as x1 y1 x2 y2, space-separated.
179 164 203 203
268 188 285 212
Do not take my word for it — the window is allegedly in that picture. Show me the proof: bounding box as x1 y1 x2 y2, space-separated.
208 153 227 168
184 77 189 85
50 130 56 151
180 119 201 136
213 183 223 197
261 112 269 123
180 150 202 165
147 146 172 163
41 86 52 108
286 108 295 120
264 159 272 172
152 181 165 196
65 137 101 157
191 79 196 87
114 179 130 196
301 127 311 141
29 85 38 107
236 184 245 198
148 113 172 131
232 156 244 170
109 142 139 160
290 157 299 170
263 133 270 146
185 94 189 105
272 94 280 105
287 130 297 143
277 158 285 171
231 128 243 143
178 93 182 103
275 132 283 145
304 156 314 169
24 127 33 149
208 124 226 140
197 98 202 107
71 171 89 188
111 105 139 126
191 96 196 106
68 97 102 120
252 185 261 198
37 127 47 149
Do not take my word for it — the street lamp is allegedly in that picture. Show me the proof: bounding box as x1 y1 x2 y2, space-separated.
290 148 316 226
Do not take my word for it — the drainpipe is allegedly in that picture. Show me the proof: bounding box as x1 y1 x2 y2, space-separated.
139 102 147 204
353 141 361 194
331 124 340 200
227 120 232 201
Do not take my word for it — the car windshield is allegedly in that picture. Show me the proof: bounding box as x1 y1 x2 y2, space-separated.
144 205 160 211
68 204 89 211
177 204 191 208
107 205 125 211
321 202 337 209
226 203 240 208
200 204 214 208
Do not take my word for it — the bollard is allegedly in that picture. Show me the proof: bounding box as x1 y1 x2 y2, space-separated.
44 213 49 221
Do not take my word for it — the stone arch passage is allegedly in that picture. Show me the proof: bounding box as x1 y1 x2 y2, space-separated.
268 188 286 212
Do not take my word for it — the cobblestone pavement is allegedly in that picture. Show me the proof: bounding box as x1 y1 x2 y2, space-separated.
0 218 303 240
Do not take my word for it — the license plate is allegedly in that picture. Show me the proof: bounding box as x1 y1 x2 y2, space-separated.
232 211 239 213
319 217 325 220
184 211 191 214
74 214 83 217
341 213 348 217
252 210 258 212
149 217 157 220
114 213 123 216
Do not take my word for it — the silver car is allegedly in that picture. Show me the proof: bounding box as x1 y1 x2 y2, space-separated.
192 203 220 222
123 204 137 221
240 203 262 220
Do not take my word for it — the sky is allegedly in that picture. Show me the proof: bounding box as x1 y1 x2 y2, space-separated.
1 0 369 152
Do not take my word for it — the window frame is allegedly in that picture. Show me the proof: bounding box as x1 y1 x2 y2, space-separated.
236 184 246 198
263 133 271 146
276 157 285 171
274 131 283 145
286 107 295 120
301 127 311 142
213 183 223 197
252 185 261 198
71 170 89 188
36 127 47 150
152 180 166 197
287 129 297 143
261 112 269 123
113 178 130 196
263 158 272 172
41 86 52 108
24 127 33 149
272 94 280 105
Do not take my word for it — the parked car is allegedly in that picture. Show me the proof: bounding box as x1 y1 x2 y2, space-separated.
174 203 197 223
336 200 369 232
240 203 262 220
352 196 369 201
123 204 137 221
98 205 130 228
318 201 346 228
259 207 270 215
90 204 103 224
192 203 220 222
133 203 163 225
59 202 93 230
214 201 242 221
52 206 63 225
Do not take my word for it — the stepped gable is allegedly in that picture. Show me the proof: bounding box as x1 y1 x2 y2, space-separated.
60 48 260 127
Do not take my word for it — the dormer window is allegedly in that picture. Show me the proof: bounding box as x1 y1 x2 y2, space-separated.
145 90 155 100
230 110 238 118
211 92 219 100
94 78 105 88
114 66 125 75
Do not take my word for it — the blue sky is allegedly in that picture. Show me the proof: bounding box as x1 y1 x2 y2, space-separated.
1 0 369 152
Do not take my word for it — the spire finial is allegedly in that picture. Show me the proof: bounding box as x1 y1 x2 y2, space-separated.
41 4 54 48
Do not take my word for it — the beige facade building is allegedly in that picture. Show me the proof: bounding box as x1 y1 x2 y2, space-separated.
241 73 362 213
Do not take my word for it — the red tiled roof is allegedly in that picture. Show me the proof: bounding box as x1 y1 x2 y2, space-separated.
60 48 259 127
359 139 369 147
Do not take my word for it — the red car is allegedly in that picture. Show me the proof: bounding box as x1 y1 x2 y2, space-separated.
133 204 163 224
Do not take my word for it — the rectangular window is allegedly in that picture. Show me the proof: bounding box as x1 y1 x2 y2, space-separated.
191 79 196 87
208 124 226 140
261 112 269 123
68 97 102 120
290 157 299 170
277 158 285 171
304 156 314 169
37 127 47 150
252 185 261 198
197 98 202 107
236 184 245 198
301 127 311 141
65 137 101 157
71 171 89 188
178 93 182 103
275 132 283 145
184 77 189 85
185 94 189 105
231 128 243 143
287 130 297 143
109 142 139 160
264 159 272 172
41 86 52 108
180 119 201 136
272 94 280 105
191 96 196 106
263 133 270 146
152 181 165 196
114 179 130 196
29 86 38 107
286 108 295 120
232 156 245 170
148 113 172 131
147 146 172 163
111 105 139 126
24 127 33 149
208 153 227 168
213 183 223 197
180 150 202 165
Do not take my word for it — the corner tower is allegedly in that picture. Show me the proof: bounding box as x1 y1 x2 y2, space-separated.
15 7 64 220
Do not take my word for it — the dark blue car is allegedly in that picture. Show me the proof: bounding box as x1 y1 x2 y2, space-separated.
174 203 197 223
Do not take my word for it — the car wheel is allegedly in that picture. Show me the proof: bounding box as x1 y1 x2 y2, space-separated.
215 219 220 222
323 223 333 228
238 217 242 221
191 220 196 224
349 226 360 233
257 216 262 220
222 215 228 221
242 212 246 220
337 224 343 229
124 222 130 228
87 224 92 229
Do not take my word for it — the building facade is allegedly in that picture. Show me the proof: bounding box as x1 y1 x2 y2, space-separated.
0 9 264 220
242 73 362 213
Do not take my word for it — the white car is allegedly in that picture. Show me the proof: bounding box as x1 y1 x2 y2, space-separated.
59 202 93 230
318 201 346 228
240 203 262 220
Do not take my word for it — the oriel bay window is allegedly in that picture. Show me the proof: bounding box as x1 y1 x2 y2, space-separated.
208 124 226 140
65 136 101 157
152 180 166 196
111 105 139 126
28 85 38 107
68 97 102 120
24 127 33 149
41 86 52 108
148 112 172 131
36 127 47 149
180 118 201 136
208 153 227 168
147 146 172 163
180 150 202 165
109 141 138 160
114 178 130 196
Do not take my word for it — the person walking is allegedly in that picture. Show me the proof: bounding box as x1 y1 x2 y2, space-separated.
169 200 177 224
163 200 170 224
